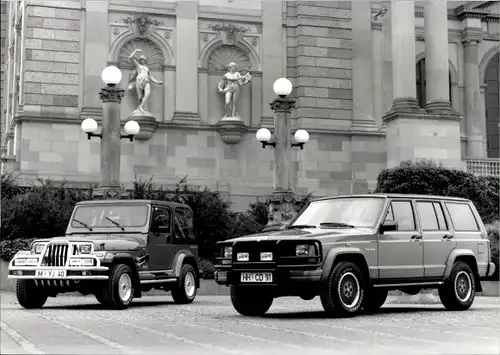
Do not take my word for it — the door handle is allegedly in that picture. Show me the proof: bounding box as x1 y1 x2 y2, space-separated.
442 234 454 240
411 235 422 240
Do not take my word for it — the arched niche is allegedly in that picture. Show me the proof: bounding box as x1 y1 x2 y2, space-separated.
199 38 260 71
112 35 175 123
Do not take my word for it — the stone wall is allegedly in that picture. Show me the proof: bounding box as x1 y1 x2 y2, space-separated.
0 1 8 145
23 3 81 115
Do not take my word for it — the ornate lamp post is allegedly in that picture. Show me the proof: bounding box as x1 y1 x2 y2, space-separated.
256 78 310 229
80 65 141 199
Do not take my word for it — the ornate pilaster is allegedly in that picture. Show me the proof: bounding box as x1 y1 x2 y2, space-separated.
99 86 125 103
270 97 295 113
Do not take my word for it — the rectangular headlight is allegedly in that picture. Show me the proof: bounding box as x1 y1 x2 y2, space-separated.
260 252 273 261
26 258 38 266
78 244 92 254
224 246 233 258
14 259 26 266
237 252 249 261
296 244 316 256
70 258 94 266
32 243 46 254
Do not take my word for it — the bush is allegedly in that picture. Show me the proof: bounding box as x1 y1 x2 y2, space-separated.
486 221 499 281
374 160 499 224
0 238 36 261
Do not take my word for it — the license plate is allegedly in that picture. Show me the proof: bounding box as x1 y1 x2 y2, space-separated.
36 270 66 278
240 272 273 283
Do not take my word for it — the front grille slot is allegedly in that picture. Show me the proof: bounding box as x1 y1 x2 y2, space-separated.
45 244 69 267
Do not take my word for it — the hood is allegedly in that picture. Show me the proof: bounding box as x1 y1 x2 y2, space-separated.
36 234 146 251
223 227 375 243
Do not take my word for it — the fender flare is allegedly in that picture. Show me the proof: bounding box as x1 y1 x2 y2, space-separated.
443 249 477 280
102 252 141 294
173 252 200 287
320 247 367 282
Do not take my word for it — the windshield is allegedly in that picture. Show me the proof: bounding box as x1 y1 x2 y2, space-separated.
70 204 149 229
291 197 385 229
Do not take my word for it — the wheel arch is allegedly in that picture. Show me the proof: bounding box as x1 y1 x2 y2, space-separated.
107 253 142 297
321 248 371 284
174 252 200 288
444 250 482 292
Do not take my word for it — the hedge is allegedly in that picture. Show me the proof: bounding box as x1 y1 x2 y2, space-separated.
487 221 499 281
375 160 499 224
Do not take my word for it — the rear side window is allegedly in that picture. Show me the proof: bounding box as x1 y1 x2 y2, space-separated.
445 202 479 231
416 202 439 230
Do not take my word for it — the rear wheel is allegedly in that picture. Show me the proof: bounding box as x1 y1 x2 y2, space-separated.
230 286 273 316
320 261 365 317
16 280 48 309
439 261 475 311
101 264 135 310
171 264 197 304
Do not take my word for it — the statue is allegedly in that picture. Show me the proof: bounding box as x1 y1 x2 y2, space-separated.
127 49 163 115
217 62 252 119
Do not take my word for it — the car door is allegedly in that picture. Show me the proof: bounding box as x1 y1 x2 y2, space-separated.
378 199 424 279
166 207 198 270
416 200 457 278
148 205 175 271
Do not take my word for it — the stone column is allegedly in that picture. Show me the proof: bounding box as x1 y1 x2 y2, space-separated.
351 1 376 130
173 1 199 121
424 0 452 112
389 0 419 111
81 0 109 118
462 30 485 158
93 85 126 199
267 97 296 228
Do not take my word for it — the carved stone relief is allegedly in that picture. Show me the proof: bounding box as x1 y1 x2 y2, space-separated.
121 15 163 36
118 38 164 67
207 45 251 72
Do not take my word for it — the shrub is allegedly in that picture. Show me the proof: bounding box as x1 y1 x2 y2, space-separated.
374 160 499 224
486 221 499 281
0 238 36 261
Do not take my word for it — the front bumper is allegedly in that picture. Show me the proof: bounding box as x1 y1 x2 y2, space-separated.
8 266 109 280
214 268 322 286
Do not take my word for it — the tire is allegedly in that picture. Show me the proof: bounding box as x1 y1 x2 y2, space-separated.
101 264 135 310
320 261 365 317
230 286 273 317
439 261 476 311
16 280 48 309
171 264 197 304
363 287 388 313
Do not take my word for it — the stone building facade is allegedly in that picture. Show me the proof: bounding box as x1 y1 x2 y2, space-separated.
1 0 499 210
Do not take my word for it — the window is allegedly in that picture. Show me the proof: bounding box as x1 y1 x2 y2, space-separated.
433 202 448 230
151 206 171 232
417 201 439 230
71 204 149 228
445 203 479 231
174 208 195 241
416 58 453 108
385 201 416 231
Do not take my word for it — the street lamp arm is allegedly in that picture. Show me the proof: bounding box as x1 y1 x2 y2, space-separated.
86 132 102 140
261 141 276 149
291 142 305 150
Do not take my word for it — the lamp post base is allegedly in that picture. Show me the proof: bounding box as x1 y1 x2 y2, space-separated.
92 186 129 200
266 190 297 229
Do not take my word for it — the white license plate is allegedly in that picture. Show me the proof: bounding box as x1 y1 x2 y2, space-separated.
240 272 273 283
36 270 66 278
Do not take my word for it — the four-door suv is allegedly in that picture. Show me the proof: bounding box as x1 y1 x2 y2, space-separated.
214 194 496 317
8 200 201 310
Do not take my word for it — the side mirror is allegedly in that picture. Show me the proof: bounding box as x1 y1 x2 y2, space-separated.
380 220 398 233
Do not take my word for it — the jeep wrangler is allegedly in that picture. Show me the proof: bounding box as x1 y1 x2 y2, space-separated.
214 194 496 317
8 199 201 310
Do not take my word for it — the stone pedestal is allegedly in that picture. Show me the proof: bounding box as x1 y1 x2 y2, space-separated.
266 191 297 229
215 117 248 145
127 114 158 141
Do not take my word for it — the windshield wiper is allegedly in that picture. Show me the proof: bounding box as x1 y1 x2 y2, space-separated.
72 218 92 231
105 216 125 231
320 222 355 228
287 224 316 229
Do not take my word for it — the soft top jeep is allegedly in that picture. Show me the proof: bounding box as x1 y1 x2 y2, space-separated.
214 194 496 317
8 199 201 310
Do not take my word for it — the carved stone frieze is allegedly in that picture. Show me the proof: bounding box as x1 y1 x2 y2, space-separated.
211 23 249 45
122 15 163 36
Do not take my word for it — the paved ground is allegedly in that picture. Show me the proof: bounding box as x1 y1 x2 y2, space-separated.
1 291 499 355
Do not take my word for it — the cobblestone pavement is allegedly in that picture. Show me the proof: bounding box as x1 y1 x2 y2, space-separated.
1 291 499 355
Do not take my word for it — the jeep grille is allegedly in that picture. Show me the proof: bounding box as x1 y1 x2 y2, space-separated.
44 244 69 267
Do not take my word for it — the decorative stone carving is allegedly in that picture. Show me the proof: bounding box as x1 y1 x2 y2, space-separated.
211 23 249 45
14 23 22 36
215 119 248 145
118 38 164 67
99 86 125 103
208 45 251 72
251 38 258 46
217 62 252 119
163 31 171 39
127 48 163 115
9 46 14 59
122 16 163 36
112 27 120 35
270 97 296 113
267 192 298 227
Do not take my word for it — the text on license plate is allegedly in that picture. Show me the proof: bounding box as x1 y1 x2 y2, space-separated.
36 270 66 278
240 272 273 283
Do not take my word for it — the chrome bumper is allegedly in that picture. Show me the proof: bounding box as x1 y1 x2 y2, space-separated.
8 266 109 280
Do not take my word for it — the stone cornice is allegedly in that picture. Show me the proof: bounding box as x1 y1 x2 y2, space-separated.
455 5 491 21
462 27 484 44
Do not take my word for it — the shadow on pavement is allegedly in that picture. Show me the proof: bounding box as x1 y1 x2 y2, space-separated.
42 299 218 310
261 307 441 319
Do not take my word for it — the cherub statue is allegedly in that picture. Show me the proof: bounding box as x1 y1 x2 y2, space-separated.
217 62 252 118
127 49 163 115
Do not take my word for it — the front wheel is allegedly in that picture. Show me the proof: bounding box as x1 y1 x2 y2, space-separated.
320 261 365 317
439 261 475 311
16 280 48 309
230 286 273 316
101 264 135 310
171 264 197 304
